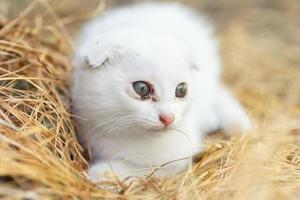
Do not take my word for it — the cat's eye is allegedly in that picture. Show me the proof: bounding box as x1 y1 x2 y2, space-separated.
175 82 187 98
132 81 151 98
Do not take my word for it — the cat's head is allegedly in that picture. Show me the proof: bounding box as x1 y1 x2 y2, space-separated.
73 31 218 134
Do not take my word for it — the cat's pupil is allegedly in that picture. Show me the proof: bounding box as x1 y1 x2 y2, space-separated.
133 81 151 98
175 82 187 98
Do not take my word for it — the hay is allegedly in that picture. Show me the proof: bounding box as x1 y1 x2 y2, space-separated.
0 1 300 199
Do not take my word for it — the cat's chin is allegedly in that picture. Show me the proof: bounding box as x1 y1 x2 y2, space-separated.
139 124 174 133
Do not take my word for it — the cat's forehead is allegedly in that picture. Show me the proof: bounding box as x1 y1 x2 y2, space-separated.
125 48 190 83
87 31 193 82
126 35 191 72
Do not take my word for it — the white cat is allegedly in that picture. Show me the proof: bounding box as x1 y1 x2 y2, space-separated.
71 3 250 182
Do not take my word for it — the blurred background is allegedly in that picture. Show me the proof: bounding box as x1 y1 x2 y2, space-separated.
1 0 300 126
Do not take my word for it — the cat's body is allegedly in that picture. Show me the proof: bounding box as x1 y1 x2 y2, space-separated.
72 3 250 181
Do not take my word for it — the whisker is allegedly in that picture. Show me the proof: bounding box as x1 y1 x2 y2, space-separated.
146 156 191 179
170 128 193 146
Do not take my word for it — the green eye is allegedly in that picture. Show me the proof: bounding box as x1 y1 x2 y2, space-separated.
175 82 187 98
133 81 151 97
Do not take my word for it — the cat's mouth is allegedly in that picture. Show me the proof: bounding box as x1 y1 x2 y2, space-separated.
139 123 174 132
133 115 176 132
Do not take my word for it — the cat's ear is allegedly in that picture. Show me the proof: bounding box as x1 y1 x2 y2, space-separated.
82 39 121 68
84 48 111 68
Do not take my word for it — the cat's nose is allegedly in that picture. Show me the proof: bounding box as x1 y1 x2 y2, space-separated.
159 113 175 127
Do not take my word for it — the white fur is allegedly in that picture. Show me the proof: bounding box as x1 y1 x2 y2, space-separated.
71 3 251 182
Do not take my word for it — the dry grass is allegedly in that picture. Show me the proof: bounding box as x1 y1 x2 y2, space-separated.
0 0 300 199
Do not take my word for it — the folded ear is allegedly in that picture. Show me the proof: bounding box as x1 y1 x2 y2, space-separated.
78 37 121 68
84 45 114 68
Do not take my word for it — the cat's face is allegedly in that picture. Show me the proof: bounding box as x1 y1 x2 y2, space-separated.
117 58 194 131
93 46 193 133
75 33 212 134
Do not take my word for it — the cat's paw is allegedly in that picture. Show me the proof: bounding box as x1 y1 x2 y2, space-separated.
216 88 251 135
88 160 147 182
88 161 131 190
88 162 110 182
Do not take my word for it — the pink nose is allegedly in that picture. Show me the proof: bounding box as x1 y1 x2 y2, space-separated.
159 114 175 127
